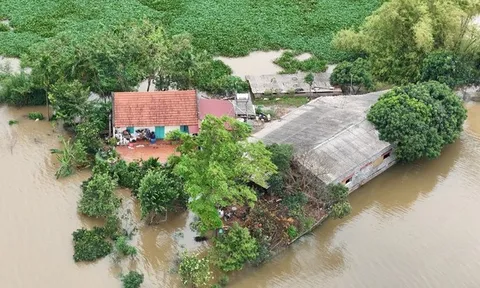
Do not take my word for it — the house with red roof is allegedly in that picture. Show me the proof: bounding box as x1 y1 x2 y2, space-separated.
112 90 199 139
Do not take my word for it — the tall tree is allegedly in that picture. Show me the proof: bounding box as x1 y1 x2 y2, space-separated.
330 58 373 94
332 0 480 84
48 79 89 125
173 115 277 232
367 81 467 162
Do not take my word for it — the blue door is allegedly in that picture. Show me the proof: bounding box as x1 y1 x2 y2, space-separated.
127 126 134 133
180 125 189 133
155 126 165 139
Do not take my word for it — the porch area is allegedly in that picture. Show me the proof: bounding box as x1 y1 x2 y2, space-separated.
115 140 179 163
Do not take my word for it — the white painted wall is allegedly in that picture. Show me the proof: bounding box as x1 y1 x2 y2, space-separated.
165 126 181 135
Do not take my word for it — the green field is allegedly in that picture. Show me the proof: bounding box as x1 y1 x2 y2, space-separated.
0 0 381 59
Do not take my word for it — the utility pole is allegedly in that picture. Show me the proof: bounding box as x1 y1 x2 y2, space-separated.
350 73 353 95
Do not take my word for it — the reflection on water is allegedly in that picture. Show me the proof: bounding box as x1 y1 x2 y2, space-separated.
1 103 479 288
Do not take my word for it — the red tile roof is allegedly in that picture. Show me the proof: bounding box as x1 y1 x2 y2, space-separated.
198 99 236 120
113 91 198 127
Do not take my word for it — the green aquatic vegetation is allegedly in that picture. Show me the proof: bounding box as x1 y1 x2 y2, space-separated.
0 0 381 59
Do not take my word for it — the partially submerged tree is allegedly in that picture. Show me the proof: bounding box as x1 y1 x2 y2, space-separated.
48 79 89 125
212 223 258 272
367 81 467 162
330 58 373 94
138 168 184 224
173 115 277 232
332 0 480 84
178 252 212 288
121 271 144 288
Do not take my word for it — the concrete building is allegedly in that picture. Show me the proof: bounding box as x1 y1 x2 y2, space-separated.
250 91 395 192
246 72 342 99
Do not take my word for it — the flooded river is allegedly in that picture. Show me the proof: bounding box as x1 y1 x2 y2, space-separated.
1 102 479 288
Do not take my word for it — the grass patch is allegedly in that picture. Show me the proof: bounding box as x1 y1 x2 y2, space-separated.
254 97 310 108
27 112 44 120
8 119 18 125
0 0 382 59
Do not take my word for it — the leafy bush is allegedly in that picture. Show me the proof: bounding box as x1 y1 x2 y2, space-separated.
121 271 144 288
367 81 467 162
75 120 104 154
72 227 112 262
330 58 374 93
282 192 308 217
266 144 293 173
213 223 258 272
8 119 18 125
165 130 183 142
178 252 212 288
326 183 348 205
286 225 298 240
218 275 229 287
330 201 352 219
78 172 120 218
115 236 137 257
27 112 44 120
104 215 121 239
274 51 327 74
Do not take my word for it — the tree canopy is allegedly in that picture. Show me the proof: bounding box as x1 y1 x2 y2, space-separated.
78 172 120 218
138 168 185 224
333 0 480 84
330 58 374 93
367 81 467 162
173 115 277 232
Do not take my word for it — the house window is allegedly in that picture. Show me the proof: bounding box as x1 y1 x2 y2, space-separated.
344 177 352 184
180 125 189 133
383 151 391 159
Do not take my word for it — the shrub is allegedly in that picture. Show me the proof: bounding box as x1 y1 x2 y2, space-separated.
28 112 44 120
78 172 120 218
104 215 121 239
165 130 183 142
121 271 144 288
282 192 308 217
266 144 293 174
213 223 258 272
218 275 229 287
287 225 298 240
326 183 348 205
8 119 18 125
115 236 137 257
330 201 352 219
178 252 212 288
72 227 112 262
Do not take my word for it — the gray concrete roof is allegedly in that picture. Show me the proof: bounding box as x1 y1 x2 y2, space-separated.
251 91 392 184
246 72 338 94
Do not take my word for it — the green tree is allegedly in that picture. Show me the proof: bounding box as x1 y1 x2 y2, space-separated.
304 73 314 97
326 184 351 219
173 115 277 232
333 0 480 84
78 173 120 218
420 50 479 88
367 81 467 162
138 169 184 224
178 252 213 288
121 271 144 288
212 223 258 272
330 58 373 94
48 79 89 125
51 137 88 179
115 236 137 257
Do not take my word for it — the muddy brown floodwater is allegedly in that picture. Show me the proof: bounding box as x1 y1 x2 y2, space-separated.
1 103 479 288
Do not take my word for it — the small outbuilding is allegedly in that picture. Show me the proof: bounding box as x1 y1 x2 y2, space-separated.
246 73 342 99
198 98 236 120
250 91 395 193
112 90 199 139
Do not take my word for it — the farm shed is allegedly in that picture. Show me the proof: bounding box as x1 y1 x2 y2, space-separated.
246 73 342 98
250 91 395 193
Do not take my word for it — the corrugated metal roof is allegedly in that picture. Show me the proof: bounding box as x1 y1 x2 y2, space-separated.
251 91 391 184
